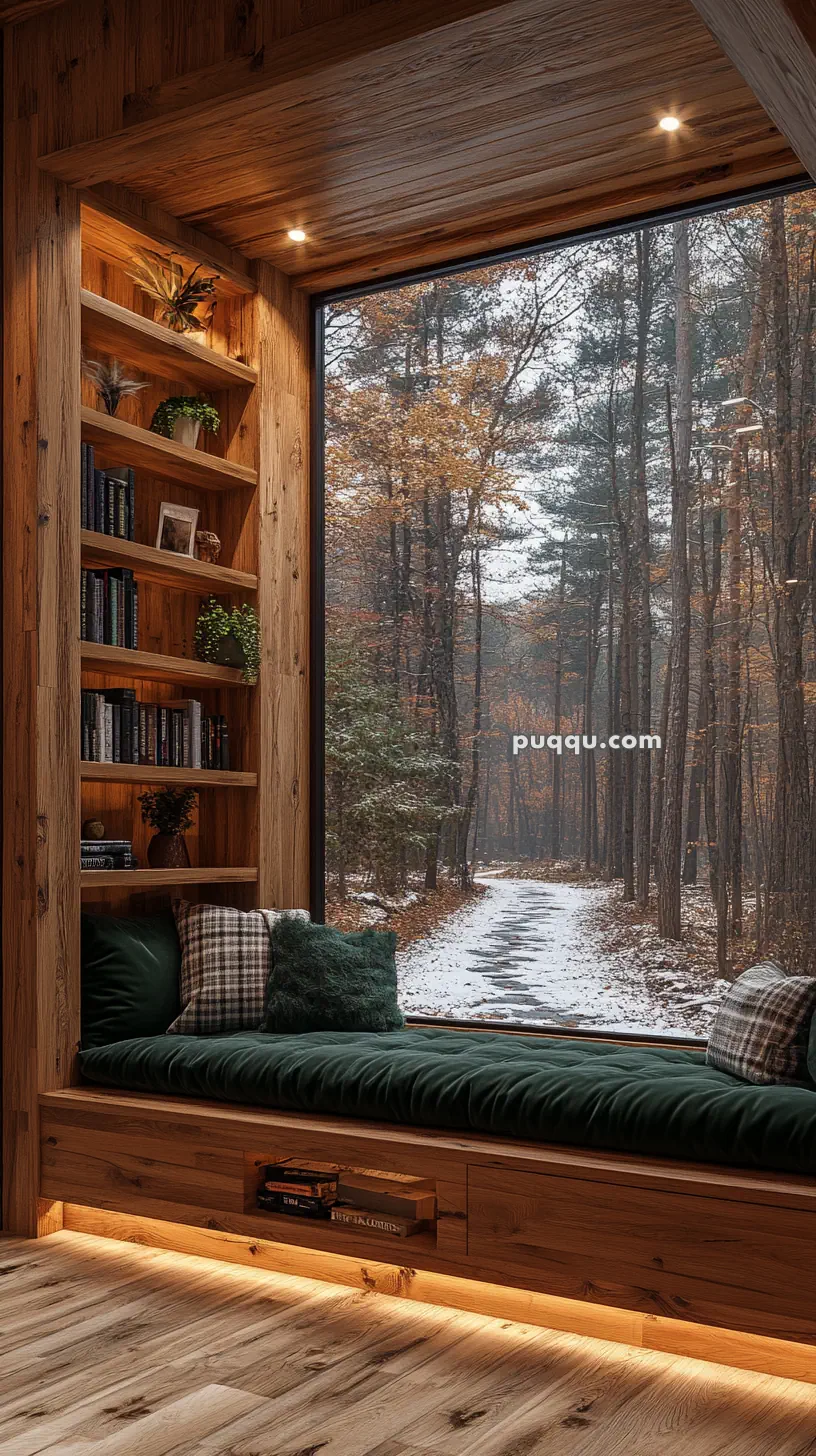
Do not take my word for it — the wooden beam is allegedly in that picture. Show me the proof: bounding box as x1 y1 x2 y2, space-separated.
689 0 816 179
4 28 82 1236
36 0 512 189
256 265 310 909
0 0 66 21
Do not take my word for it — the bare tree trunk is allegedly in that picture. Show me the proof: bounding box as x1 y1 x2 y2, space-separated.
459 534 484 888
550 540 567 859
657 220 693 941
633 230 654 908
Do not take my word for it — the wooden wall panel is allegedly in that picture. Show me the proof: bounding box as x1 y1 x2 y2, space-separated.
3 30 82 1236
256 264 310 908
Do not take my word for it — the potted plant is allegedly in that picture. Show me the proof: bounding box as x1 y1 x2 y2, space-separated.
128 250 218 334
195 597 261 684
138 787 198 869
151 395 220 450
82 356 149 416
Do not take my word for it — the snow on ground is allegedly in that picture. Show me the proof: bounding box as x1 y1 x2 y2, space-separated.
397 875 728 1038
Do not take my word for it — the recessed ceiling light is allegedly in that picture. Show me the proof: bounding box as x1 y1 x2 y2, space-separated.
659 115 681 132
287 228 307 242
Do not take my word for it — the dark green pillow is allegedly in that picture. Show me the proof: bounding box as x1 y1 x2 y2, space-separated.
81 912 181 1048
263 916 404 1034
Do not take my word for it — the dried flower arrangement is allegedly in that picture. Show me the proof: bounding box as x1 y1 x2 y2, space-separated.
82 356 149 416
128 250 219 333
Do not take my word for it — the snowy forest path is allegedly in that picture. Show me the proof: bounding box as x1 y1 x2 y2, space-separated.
396 876 717 1036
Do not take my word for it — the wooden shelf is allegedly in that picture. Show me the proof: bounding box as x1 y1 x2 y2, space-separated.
81 530 258 595
81 407 258 493
80 867 259 889
81 289 258 392
81 641 251 687
81 763 257 788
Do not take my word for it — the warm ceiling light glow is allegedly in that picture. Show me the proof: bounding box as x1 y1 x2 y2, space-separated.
659 115 681 132
287 228 307 242
723 396 747 406
735 424 762 434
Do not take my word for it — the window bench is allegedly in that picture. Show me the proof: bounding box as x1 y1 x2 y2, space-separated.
37 1028 816 1378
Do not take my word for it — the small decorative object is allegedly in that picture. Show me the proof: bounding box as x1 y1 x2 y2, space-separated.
156 501 199 556
128 250 218 334
195 596 261 684
139 786 197 870
150 395 220 450
195 529 222 564
82 818 106 840
82 356 149 416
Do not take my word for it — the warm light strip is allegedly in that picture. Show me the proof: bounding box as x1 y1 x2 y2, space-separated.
61 1204 816 1387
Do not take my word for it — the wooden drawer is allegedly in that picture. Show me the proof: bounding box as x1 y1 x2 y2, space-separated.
467 1164 816 1333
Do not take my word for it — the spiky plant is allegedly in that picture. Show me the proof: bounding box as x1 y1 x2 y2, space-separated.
82 356 149 416
128 250 218 333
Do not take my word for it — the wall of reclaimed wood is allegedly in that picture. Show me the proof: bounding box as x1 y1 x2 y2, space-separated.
2 4 312 1234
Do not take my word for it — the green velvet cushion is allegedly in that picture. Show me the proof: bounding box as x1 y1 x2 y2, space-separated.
81 911 181 1048
262 916 404 1034
79 1027 816 1175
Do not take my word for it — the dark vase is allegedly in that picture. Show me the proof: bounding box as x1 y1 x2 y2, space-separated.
212 631 246 670
147 832 190 869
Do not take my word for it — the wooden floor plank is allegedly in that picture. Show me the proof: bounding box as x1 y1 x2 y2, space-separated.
0 1232 814 1456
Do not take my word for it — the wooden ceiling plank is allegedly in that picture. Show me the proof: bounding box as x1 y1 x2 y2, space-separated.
173 82 776 242
689 0 816 180
296 150 805 291
37 0 517 188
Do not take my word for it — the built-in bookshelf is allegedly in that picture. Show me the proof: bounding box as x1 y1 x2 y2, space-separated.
78 200 269 914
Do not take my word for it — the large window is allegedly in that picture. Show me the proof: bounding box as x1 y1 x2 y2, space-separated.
320 186 816 1040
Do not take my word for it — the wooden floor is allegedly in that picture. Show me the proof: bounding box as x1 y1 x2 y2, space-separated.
1 1232 816 1455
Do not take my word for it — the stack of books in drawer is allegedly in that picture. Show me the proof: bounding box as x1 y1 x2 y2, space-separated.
330 1173 436 1239
256 1165 339 1219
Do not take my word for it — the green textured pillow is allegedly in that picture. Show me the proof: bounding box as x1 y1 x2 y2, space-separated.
81 912 181 1049
263 916 404 1034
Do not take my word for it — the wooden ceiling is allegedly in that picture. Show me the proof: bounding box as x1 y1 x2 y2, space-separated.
36 0 806 292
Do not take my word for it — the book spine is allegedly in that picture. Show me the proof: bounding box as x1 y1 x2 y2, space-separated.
132 580 139 650
93 575 104 644
220 716 229 772
80 570 88 641
192 700 201 769
79 850 136 861
80 443 88 531
104 703 113 763
86 445 96 532
127 467 135 541
94 469 105 535
116 479 127 539
106 476 115 536
112 703 121 763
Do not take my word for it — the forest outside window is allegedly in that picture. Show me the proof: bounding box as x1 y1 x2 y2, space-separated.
321 185 815 1042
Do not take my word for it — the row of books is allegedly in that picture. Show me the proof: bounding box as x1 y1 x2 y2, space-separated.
255 1165 436 1239
81 444 136 540
81 689 231 770
81 838 137 871
81 568 139 649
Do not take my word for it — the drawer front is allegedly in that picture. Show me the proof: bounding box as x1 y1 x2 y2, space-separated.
467 1164 816 1329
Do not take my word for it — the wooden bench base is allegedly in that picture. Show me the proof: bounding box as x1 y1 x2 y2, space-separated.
39 1087 816 1383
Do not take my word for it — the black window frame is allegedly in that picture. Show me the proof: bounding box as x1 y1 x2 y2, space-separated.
309 175 812 1047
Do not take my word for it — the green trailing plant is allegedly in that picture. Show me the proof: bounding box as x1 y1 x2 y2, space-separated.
150 395 221 439
138 786 198 835
128 250 218 333
195 596 261 684
82 355 149 416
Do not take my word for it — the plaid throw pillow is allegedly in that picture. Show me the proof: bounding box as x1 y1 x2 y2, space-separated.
168 900 306 1035
706 961 816 1085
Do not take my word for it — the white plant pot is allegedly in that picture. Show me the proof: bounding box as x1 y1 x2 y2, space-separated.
173 416 201 449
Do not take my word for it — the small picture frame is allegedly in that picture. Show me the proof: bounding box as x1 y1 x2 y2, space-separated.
156 501 199 556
